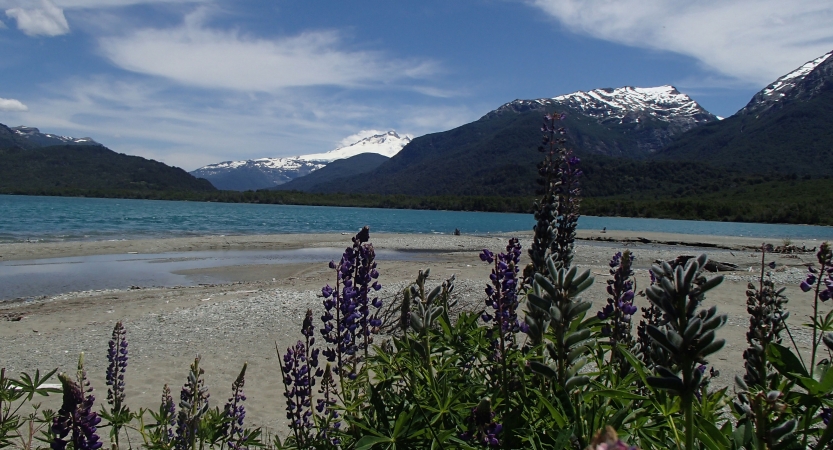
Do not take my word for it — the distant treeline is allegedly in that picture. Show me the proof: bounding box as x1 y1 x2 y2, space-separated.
3 176 831 226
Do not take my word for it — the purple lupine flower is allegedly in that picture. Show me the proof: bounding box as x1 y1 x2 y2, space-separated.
315 364 342 446
105 321 128 410
281 310 322 447
598 251 637 357
52 369 102 450
160 384 176 444
481 238 524 336
319 226 383 378
174 356 209 450
801 242 833 301
222 364 248 450
281 341 315 442
460 399 502 447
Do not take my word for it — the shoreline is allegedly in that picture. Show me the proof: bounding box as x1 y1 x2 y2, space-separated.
0 231 828 439
1 229 826 262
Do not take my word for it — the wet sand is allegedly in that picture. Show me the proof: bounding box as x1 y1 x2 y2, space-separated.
0 230 828 441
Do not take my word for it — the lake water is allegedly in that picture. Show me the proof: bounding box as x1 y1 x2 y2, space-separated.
1 194 832 242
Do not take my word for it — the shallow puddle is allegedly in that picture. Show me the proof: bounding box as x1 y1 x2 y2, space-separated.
0 248 431 301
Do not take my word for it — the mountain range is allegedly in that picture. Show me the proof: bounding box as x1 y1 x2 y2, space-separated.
656 50 833 175
190 131 411 191
279 49 832 196
0 123 214 193
2 48 831 210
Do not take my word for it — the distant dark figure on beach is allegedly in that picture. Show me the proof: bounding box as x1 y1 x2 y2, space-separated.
602 227 606 233
454 228 461 236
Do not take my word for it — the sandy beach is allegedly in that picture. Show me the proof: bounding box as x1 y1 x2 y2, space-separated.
0 230 828 441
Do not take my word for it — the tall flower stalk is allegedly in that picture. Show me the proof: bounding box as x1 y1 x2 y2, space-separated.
801 242 833 377
320 226 383 382
597 251 638 375
103 321 130 448
52 354 102 450
222 364 248 450
644 255 725 449
480 238 524 407
280 310 321 447
174 356 209 450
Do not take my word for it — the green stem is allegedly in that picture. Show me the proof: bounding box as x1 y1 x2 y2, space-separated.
753 397 767 450
811 260 828 378
684 395 695 450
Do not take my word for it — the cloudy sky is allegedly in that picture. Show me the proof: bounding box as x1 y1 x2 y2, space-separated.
0 0 831 171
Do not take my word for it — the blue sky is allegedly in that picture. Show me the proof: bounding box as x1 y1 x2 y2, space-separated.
0 0 831 171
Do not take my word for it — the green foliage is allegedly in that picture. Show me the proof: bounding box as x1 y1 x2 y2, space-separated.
0 145 215 192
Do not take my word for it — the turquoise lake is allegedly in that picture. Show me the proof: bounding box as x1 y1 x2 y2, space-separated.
1 194 832 242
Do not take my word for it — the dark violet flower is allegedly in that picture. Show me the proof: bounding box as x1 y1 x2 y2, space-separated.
822 407 832 426
105 321 128 410
52 361 102 450
598 251 637 365
222 364 248 450
319 226 383 377
174 356 210 450
460 399 502 448
481 238 523 337
322 285 333 298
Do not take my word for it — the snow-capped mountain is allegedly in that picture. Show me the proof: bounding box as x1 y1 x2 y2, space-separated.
658 48 833 176
191 131 411 191
11 126 100 147
483 85 717 156
739 50 833 116
494 85 716 128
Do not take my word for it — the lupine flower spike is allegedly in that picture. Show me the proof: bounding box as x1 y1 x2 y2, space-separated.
52 354 102 450
222 363 248 450
320 226 383 379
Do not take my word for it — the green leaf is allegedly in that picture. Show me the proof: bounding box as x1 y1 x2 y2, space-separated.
533 390 567 427
768 343 810 379
529 361 557 379
354 435 392 449
695 415 730 448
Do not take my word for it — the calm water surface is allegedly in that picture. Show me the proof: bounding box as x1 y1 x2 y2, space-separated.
1 195 832 242
0 248 431 300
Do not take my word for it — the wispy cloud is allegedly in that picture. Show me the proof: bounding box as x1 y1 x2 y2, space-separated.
0 97 28 111
5 0 69 36
16 76 477 170
98 8 438 92
529 0 833 86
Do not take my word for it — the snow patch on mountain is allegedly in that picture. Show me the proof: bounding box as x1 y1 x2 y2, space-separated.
741 50 833 115
495 85 716 126
12 126 99 145
191 131 411 190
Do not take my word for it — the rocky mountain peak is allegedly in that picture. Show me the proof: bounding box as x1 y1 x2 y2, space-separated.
490 85 717 127
739 49 833 116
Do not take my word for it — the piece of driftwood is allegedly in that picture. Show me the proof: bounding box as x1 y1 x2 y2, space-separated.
655 255 739 273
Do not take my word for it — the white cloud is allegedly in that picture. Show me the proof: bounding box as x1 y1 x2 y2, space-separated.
0 97 28 111
529 0 833 85
19 77 477 171
98 9 438 92
5 0 69 36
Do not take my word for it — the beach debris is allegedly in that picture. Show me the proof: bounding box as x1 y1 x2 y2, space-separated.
755 243 816 254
